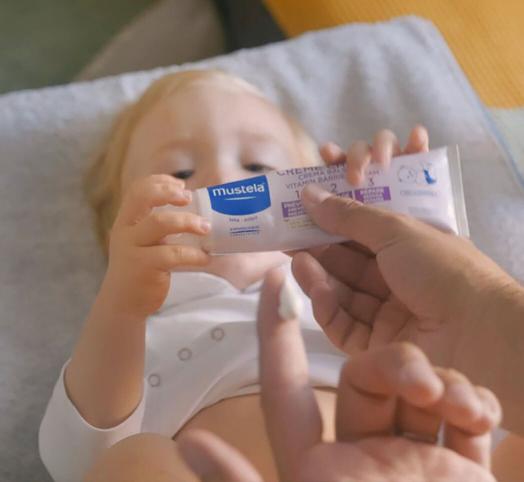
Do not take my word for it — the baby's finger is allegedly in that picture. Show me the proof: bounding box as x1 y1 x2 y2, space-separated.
132 210 211 246
403 125 429 154
319 142 347 165
146 244 210 271
336 343 443 442
371 129 401 169
117 175 191 226
345 140 371 185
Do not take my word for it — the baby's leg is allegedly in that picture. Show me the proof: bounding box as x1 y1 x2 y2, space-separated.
84 433 198 482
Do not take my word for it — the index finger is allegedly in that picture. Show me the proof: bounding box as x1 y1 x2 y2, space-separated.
257 268 322 481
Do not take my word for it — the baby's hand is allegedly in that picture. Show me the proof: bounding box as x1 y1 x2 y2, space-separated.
102 174 210 320
320 125 429 186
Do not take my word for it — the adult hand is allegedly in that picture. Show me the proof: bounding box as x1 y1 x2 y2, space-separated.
292 163 524 433
291 180 521 368
177 270 500 482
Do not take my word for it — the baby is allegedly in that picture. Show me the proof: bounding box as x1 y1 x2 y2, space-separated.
39 69 430 481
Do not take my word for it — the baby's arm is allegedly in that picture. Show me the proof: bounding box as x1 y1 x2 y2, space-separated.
64 174 210 428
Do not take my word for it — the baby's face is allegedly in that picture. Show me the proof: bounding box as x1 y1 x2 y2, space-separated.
122 81 304 191
121 79 307 289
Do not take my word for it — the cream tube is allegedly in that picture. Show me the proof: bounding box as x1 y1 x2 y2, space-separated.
162 146 469 254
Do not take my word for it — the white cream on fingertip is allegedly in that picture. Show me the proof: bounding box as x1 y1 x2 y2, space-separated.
278 276 304 320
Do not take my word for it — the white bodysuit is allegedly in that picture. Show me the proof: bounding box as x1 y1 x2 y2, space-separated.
39 263 346 482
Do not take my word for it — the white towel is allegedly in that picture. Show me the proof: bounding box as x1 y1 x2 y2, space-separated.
0 16 522 480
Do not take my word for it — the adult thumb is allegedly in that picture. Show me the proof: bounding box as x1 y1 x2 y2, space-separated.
301 184 415 253
177 429 263 482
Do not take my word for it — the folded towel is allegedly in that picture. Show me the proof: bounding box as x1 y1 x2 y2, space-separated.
489 107 524 184
264 0 524 108
0 16 522 480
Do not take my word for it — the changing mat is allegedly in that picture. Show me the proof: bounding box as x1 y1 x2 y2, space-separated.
1 16 523 481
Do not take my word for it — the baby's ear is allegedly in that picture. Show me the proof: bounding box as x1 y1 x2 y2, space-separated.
319 142 346 165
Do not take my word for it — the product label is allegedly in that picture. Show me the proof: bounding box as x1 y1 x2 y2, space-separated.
281 199 306 219
197 147 463 254
354 186 391 203
208 175 271 216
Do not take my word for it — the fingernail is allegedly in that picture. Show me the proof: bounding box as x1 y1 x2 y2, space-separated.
446 383 481 412
302 184 331 206
399 361 434 387
398 361 443 400
200 219 211 232
384 144 393 163
358 168 365 183
483 394 499 416
481 394 502 424
183 190 192 201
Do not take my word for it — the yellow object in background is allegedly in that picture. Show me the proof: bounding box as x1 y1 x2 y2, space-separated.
264 0 524 108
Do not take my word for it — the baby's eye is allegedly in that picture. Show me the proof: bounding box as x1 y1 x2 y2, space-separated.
171 169 194 180
244 163 269 173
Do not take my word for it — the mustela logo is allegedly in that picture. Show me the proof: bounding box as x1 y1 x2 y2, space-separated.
208 175 271 215
211 183 266 197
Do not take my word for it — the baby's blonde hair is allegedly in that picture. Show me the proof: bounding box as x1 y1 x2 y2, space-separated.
85 69 320 252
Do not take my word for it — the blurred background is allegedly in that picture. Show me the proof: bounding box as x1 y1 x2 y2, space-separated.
0 0 152 93
0 0 283 95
